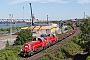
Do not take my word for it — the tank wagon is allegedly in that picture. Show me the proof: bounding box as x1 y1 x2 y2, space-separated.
20 24 77 57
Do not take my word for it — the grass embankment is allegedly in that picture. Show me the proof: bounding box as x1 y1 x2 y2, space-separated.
40 36 82 60
0 27 21 33
0 45 22 60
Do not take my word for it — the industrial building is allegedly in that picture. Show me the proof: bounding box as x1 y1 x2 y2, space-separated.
21 23 59 36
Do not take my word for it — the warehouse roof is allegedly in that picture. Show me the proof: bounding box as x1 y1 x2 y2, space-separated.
21 23 58 30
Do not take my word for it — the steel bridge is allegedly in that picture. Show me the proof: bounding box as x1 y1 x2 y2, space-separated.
0 18 83 22
0 19 32 22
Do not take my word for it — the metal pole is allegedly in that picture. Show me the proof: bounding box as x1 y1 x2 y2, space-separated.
47 15 48 24
60 20 63 34
29 3 33 26
9 14 11 44
9 14 12 45
11 14 13 45
23 6 24 20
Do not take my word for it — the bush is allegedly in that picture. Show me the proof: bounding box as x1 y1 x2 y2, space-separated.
72 36 79 44
6 28 10 32
67 26 72 31
86 56 90 60
15 29 33 45
0 45 21 60
66 22 73 26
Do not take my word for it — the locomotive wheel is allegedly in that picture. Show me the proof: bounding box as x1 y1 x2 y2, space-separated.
28 51 34 56
43 46 46 49
30 51 34 56
55 40 58 43
37 47 43 52
46 41 51 48
53 41 56 44
45 44 48 49
20 52 23 56
23 53 26 57
52 41 56 45
28 52 31 56
51 41 54 45
48 42 51 48
45 46 47 49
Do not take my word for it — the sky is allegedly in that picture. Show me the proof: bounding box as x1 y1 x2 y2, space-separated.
0 0 90 20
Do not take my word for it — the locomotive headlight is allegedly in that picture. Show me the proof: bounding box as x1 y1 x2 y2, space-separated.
21 49 22 51
25 46 28 48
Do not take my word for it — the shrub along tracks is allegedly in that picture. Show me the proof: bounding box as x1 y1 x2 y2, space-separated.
20 28 81 60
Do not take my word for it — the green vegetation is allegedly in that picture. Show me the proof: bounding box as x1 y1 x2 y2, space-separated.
72 36 80 44
79 17 90 59
14 29 33 45
86 56 90 60
67 25 72 31
6 40 10 47
56 34 61 37
66 22 73 26
12 27 21 31
0 40 21 60
0 45 22 60
0 27 21 33
79 18 90 51
75 22 81 27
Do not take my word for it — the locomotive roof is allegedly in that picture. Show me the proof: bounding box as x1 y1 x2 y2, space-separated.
38 37 44 40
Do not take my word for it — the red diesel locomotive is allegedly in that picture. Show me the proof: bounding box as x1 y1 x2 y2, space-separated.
20 24 77 57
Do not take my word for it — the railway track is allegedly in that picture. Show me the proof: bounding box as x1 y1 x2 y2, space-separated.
20 28 81 60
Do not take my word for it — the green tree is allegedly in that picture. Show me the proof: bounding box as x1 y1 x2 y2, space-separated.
80 17 90 51
14 29 33 45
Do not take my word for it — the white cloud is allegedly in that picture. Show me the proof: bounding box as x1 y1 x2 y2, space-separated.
77 0 90 4
8 0 69 4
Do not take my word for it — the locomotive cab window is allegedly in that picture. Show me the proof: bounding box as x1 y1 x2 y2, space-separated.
38 37 44 42
38 38 42 42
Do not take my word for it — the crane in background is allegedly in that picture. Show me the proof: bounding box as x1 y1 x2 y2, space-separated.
29 3 35 26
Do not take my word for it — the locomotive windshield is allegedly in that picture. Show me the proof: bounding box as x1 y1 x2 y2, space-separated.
38 37 44 42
